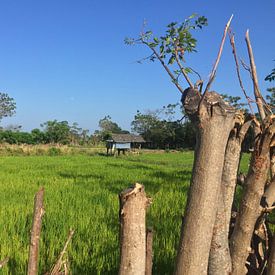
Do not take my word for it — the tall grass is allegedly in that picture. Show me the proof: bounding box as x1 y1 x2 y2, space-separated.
0 152 249 274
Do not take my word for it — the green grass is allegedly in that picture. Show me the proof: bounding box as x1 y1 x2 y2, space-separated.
0 152 197 274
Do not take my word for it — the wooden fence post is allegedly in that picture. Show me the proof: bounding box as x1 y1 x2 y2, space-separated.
27 188 45 275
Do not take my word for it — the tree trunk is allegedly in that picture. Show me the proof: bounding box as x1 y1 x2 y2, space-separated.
267 235 275 275
208 116 252 275
119 183 151 275
175 89 235 275
28 188 45 275
230 119 275 275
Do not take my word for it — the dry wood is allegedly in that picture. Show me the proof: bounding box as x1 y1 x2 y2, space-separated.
204 15 233 94
208 115 252 275
230 118 275 275
0 257 9 269
50 229 74 275
229 31 254 114
119 183 151 275
28 188 45 275
145 228 153 275
267 235 275 275
175 89 235 275
245 30 267 121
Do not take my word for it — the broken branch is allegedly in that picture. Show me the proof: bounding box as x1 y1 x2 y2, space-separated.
245 30 267 121
50 229 75 275
204 14 233 94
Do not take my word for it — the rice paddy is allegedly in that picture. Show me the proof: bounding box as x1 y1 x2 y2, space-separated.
0 151 250 274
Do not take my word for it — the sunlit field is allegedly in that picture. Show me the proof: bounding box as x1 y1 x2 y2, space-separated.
0 152 250 274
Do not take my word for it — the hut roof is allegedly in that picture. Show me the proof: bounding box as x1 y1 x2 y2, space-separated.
108 134 145 143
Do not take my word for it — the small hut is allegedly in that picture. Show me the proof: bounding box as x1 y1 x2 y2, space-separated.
106 134 145 155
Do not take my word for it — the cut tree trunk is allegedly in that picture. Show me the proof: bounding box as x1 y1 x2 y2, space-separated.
175 88 235 275
119 183 151 275
230 118 275 275
27 188 45 275
208 115 252 275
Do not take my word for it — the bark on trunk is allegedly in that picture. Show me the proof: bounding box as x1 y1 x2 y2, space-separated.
27 188 45 275
119 183 150 275
175 88 235 275
267 235 275 275
145 229 153 275
208 116 252 275
230 119 275 275
263 178 275 208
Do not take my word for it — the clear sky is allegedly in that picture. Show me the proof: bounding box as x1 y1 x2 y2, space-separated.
0 0 274 133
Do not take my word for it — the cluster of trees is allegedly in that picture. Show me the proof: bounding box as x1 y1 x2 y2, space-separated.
131 104 196 149
0 121 91 145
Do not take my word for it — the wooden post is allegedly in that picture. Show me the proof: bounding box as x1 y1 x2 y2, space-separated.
119 183 151 275
27 188 45 275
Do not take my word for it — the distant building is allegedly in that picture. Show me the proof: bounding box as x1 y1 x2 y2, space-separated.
106 134 146 155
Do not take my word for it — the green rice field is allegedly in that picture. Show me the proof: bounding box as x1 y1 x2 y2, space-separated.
0 152 250 274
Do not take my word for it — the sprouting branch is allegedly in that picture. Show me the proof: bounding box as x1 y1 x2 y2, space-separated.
245 30 267 121
204 14 233 94
229 30 254 114
142 40 186 94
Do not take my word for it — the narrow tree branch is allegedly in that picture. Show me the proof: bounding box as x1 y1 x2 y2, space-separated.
229 30 254 114
142 41 186 94
0 257 9 269
174 51 194 88
50 229 75 275
245 30 267 121
27 188 45 275
204 14 233 94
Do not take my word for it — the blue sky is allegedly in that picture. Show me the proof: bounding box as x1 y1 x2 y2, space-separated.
0 0 274 133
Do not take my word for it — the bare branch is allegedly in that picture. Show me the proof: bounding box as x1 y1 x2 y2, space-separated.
204 15 233 94
245 30 267 121
240 58 251 74
142 40 186 94
174 51 194 88
27 188 45 275
229 30 254 114
50 229 75 275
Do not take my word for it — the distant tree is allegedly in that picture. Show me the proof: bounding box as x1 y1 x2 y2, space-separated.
265 66 275 112
131 105 195 149
41 120 71 144
0 93 16 121
96 115 129 140
31 128 46 144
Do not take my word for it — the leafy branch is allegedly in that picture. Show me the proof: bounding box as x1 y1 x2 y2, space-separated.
125 14 208 93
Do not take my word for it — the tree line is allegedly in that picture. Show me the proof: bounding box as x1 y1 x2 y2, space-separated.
0 89 274 149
